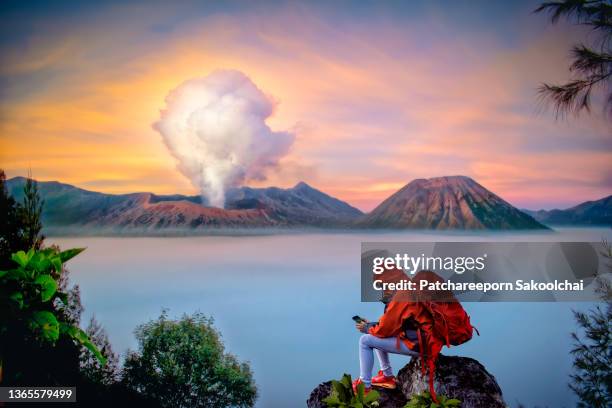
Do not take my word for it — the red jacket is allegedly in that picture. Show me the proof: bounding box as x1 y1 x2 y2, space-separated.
368 297 432 350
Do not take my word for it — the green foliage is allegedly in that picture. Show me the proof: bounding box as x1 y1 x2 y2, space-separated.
34 275 57 302
122 311 257 408
404 391 461 408
535 0 612 117
0 247 105 383
30 310 60 342
0 171 119 394
323 374 380 408
568 239 612 408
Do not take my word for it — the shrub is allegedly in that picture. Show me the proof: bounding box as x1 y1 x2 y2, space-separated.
405 390 461 408
122 311 257 408
323 373 380 407
0 248 104 384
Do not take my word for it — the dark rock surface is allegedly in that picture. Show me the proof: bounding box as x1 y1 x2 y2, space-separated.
398 355 505 408
307 355 505 408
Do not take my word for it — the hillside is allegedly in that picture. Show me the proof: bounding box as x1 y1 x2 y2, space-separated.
6 178 362 231
356 176 546 229
523 195 611 226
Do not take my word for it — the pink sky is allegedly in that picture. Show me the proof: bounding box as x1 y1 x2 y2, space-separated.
0 2 610 211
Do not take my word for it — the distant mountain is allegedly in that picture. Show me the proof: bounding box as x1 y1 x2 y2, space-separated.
356 176 546 230
6 177 362 232
7 175 559 233
523 195 611 226
225 181 363 225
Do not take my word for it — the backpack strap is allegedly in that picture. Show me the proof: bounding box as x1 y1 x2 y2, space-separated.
417 327 427 376
469 315 480 336
417 326 439 403
428 355 437 403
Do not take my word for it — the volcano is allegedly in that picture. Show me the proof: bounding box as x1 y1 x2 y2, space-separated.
356 175 546 230
5 178 362 232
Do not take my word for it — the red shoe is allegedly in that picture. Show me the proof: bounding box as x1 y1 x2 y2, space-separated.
372 370 397 389
352 378 372 395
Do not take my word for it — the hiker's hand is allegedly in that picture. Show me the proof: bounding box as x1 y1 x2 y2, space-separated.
355 319 369 332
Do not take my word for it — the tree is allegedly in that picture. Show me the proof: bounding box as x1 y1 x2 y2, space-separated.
18 175 44 251
80 316 120 386
568 240 612 407
0 170 20 269
535 0 612 118
0 170 45 267
123 312 257 408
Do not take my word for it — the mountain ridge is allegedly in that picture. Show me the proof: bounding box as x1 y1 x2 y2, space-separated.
6 177 362 231
9 175 606 232
522 195 611 226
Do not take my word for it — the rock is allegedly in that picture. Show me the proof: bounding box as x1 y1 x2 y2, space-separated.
306 382 333 408
307 355 505 408
398 355 505 408
307 381 406 408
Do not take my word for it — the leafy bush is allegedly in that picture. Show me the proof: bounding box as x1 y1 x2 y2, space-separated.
323 373 380 407
405 391 461 408
122 311 257 408
0 248 104 383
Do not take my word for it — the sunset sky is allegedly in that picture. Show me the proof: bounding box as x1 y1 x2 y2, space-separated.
1 0 610 211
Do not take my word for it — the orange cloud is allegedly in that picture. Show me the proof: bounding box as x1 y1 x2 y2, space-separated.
0 4 610 211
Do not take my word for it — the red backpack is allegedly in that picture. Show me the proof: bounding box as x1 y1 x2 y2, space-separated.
414 300 478 402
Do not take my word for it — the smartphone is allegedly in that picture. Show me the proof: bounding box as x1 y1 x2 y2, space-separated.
352 315 365 323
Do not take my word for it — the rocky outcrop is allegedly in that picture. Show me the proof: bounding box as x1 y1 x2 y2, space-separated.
398 355 505 408
307 355 505 408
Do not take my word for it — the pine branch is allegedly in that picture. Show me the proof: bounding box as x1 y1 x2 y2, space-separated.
570 45 612 74
535 1 612 117
537 62 611 117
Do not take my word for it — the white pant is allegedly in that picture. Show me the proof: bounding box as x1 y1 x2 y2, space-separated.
358 332 419 386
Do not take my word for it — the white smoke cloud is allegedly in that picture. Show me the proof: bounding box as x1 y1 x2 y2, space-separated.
153 70 294 208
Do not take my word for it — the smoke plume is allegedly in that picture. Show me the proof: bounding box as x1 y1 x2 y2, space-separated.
154 70 294 208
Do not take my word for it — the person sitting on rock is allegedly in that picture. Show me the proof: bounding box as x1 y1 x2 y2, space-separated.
352 268 476 400
353 267 420 393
